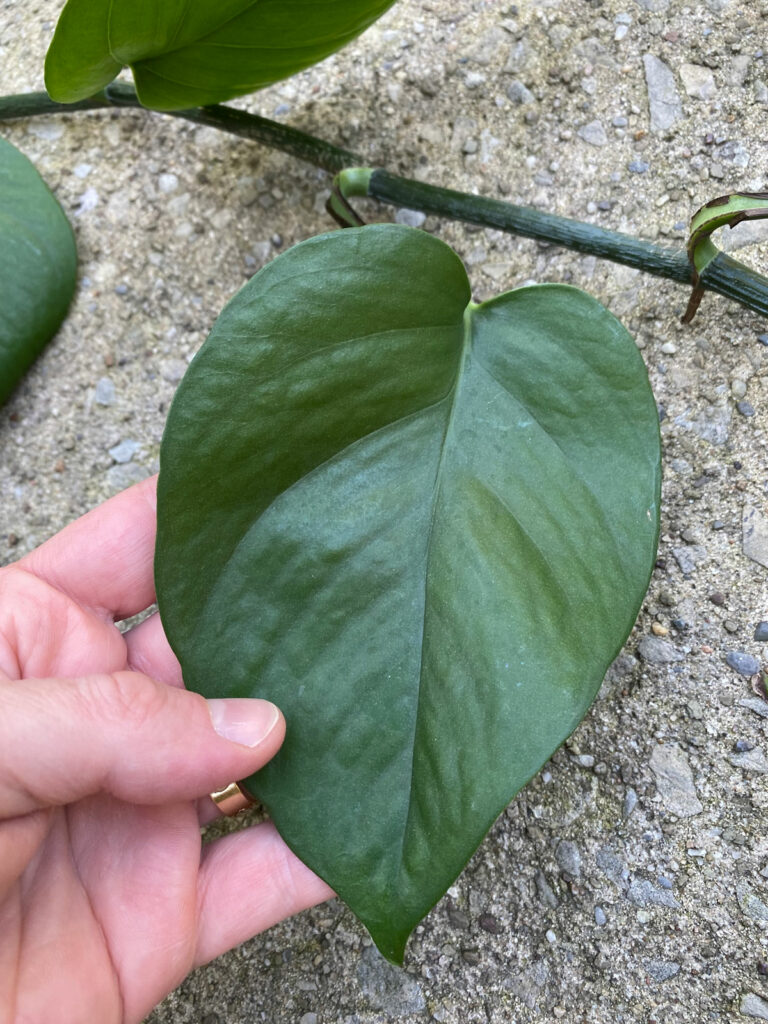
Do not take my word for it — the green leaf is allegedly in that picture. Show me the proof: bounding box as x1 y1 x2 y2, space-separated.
688 191 768 279
0 137 77 406
45 0 396 110
155 224 660 963
682 190 768 323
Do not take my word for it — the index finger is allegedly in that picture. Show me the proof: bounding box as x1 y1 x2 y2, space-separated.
19 475 159 621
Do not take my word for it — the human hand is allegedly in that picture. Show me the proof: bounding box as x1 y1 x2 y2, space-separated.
0 477 332 1024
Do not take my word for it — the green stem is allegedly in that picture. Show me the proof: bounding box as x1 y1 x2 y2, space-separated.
368 170 691 282
2 86 767 319
0 84 361 173
366 170 768 319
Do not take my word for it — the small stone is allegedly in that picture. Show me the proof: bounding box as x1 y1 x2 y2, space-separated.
300 1015 318 1024
507 80 535 104
741 993 768 1020
575 754 595 768
158 172 179 193
94 377 116 406
730 748 768 772
594 906 607 926
643 54 682 132
596 846 627 886
556 840 582 878
637 637 684 664
644 959 681 982
628 878 680 908
744 506 768 570
535 869 559 909
545 929 557 944
504 38 534 74
680 63 717 100
709 592 726 606
447 907 470 930
649 744 703 817
464 71 486 89
672 545 707 575
687 699 704 720
394 208 427 228
161 359 188 384
74 186 99 216
755 622 768 642
678 401 731 445
356 946 426 1015
738 400 756 417
108 439 140 464
739 697 768 719
737 882 768 923
726 651 761 676
628 159 650 173
578 120 608 146
478 913 502 934
624 788 638 817
28 118 64 141
467 26 508 65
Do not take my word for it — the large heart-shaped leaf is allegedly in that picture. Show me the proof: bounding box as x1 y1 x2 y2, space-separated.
45 0 396 110
155 225 660 963
0 137 77 406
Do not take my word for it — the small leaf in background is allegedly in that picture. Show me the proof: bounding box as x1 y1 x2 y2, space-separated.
155 224 661 963
0 137 77 406
45 0 396 110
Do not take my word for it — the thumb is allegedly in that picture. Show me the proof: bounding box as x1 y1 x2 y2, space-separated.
0 672 283 818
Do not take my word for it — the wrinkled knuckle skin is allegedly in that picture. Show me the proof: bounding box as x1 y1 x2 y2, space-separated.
81 671 167 732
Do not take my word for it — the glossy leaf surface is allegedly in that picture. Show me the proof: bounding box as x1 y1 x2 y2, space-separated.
45 0 395 109
156 225 660 962
0 137 77 406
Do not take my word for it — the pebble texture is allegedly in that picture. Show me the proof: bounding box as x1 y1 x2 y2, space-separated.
2 1 768 1022
649 744 703 817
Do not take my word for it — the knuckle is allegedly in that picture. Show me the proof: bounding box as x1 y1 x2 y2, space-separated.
80 671 167 731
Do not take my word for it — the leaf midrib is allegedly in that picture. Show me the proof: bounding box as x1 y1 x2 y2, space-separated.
387 304 473 908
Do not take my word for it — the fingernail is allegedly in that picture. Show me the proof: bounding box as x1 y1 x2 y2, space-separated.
208 698 281 748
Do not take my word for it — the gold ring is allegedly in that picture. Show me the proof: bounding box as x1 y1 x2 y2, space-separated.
210 781 254 816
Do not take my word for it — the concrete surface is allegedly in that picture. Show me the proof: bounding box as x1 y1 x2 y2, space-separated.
2 0 768 1020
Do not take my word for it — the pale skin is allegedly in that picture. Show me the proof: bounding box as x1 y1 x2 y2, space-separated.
0 477 333 1024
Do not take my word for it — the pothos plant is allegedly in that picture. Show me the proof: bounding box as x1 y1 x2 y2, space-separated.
1 0 767 965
